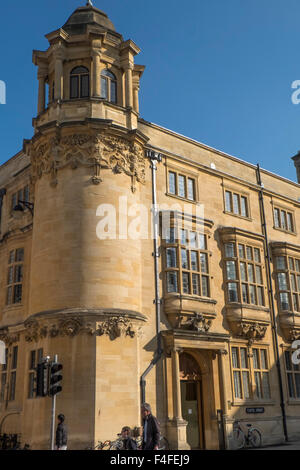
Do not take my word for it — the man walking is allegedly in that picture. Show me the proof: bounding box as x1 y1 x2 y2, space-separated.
55 414 68 450
141 403 160 450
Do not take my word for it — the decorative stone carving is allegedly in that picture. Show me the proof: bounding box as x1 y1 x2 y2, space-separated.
236 321 268 345
29 131 146 192
0 328 20 346
286 328 300 343
176 313 212 333
24 315 138 342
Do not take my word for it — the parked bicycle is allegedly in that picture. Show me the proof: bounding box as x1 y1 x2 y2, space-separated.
232 421 262 449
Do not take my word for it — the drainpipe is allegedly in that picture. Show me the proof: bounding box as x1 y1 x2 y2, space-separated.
140 150 163 404
256 164 288 442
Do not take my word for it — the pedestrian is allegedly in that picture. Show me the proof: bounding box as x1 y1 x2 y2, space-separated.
141 403 160 450
121 426 137 450
55 414 68 450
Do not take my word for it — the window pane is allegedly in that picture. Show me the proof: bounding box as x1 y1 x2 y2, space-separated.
242 283 248 303
166 227 175 244
101 77 108 99
287 213 294 232
295 375 300 398
287 372 295 398
9 250 15 264
242 371 250 398
198 234 206 250
167 272 177 293
289 258 294 270
81 74 89 98
7 266 14 285
16 248 24 262
232 347 239 368
249 285 256 304
14 285 22 303
189 232 197 249
280 292 290 310
293 294 298 311
181 249 188 269
192 274 200 295
240 348 248 368
24 186 29 203
187 178 195 200
241 197 248 217
274 208 280 228
178 175 186 198
70 75 79 99
180 229 187 245
6 286 12 305
278 273 288 290
298 276 300 291
238 244 245 259
0 373 6 402
276 256 286 270
12 346 18 370
233 371 242 398
260 350 267 369
240 262 247 281
9 371 16 401
254 248 261 263
225 191 232 212
255 266 262 284
110 81 117 103
248 264 254 282
253 349 259 369
296 260 300 272
182 272 190 294
228 283 238 302
225 243 235 258
262 372 270 398
201 276 209 297
246 246 253 261
254 372 262 398
257 286 264 306
190 251 198 271
200 253 208 273
233 194 240 215
15 265 23 283
28 372 35 399
30 350 36 370
169 172 176 194
285 351 292 370
226 261 236 280
281 210 287 230
166 247 177 268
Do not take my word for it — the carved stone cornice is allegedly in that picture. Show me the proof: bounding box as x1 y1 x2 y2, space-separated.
23 309 146 343
26 130 146 192
175 312 212 334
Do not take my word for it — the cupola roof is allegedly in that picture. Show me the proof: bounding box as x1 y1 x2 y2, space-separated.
62 3 116 36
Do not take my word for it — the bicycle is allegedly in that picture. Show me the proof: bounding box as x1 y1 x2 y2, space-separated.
232 421 262 449
85 440 112 450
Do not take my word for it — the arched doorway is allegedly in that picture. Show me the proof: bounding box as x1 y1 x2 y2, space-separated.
179 352 205 449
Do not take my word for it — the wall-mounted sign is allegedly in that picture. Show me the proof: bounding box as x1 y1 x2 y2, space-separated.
246 407 265 414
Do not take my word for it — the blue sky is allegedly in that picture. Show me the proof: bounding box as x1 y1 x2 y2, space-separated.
1 0 300 182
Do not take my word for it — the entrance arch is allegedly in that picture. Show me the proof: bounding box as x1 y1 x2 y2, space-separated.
179 352 205 449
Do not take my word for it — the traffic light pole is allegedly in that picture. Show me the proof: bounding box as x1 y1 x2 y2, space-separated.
50 354 58 450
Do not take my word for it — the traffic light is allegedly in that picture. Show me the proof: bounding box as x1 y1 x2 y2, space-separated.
49 362 63 396
36 362 49 397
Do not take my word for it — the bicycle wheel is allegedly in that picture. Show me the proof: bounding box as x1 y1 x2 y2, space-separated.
249 429 261 448
158 436 170 450
232 429 245 449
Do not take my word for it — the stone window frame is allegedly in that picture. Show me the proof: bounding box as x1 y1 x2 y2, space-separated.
272 202 296 235
69 66 90 100
230 343 271 403
161 212 212 299
28 348 43 399
6 248 24 306
222 239 265 308
166 164 198 203
0 345 18 404
283 348 300 401
0 348 8 403
10 184 30 213
9 345 18 402
223 185 251 220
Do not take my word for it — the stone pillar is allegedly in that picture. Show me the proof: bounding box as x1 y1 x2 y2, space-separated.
92 52 101 97
37 72 46 114
125 65 133 108
172 348 183 420
0 188 6 232
54 49 64 101
133 84 139 114
218 349 229 449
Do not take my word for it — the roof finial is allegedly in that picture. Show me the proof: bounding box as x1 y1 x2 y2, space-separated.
86 0 93 5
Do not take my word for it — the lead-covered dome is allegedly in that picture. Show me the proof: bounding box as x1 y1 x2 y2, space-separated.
62 4 116 35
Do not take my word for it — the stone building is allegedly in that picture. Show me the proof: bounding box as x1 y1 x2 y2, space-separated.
1 2 300 450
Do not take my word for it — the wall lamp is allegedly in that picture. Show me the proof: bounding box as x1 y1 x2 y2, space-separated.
13 200 34 217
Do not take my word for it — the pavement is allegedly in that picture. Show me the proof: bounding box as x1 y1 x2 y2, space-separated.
250 440 300 450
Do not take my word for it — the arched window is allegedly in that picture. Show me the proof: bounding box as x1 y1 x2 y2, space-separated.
101 69 117 104
70 66 90 99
